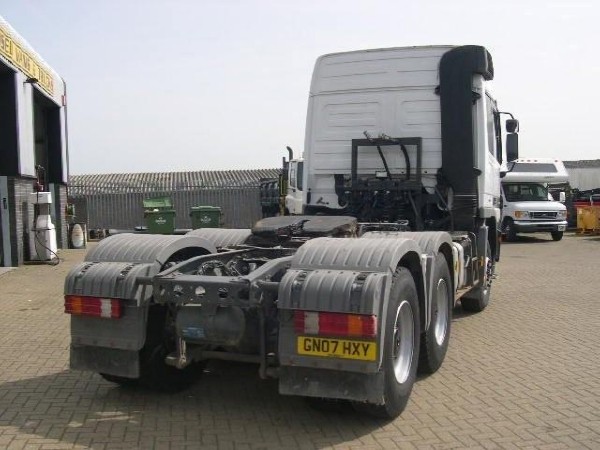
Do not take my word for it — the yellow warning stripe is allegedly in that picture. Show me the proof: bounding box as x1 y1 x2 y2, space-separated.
0 25 54 95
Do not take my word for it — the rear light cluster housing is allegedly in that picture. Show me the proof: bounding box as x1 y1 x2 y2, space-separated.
64 295 122 319
294 310 377 339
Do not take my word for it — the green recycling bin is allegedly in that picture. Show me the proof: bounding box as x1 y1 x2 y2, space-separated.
190 206 221 229
143 196 173 210
144 209 176 234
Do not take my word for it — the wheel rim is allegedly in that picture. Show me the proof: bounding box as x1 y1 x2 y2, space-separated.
484 255 493 293
392 300 414 384
434 279 449 346
472 251 494 304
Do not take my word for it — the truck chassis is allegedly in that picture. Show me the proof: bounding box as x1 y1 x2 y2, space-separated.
66 216 492 418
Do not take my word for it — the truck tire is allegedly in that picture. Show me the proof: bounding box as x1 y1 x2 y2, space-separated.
502 218 517 242
99 373 139 387
305 397 348 412
138 306 205 393
551 231 563 241
461 242 493 313
418 254 452 374
355 267 420 419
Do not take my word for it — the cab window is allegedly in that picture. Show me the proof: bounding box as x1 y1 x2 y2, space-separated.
289 167 296 188
485 93 504 163
296 162 304 191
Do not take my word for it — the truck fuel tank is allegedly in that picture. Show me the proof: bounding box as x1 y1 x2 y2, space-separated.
175 304 246 347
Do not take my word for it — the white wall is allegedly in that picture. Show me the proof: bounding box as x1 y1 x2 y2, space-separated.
15 72 36 177
567 168 600 190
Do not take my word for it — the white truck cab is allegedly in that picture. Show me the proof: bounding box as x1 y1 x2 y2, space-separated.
284 158 304 215
501 158 568 241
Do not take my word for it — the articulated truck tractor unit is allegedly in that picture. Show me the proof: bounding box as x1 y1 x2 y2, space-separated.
65 45 518 419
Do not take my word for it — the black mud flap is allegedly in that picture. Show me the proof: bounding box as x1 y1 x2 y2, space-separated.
70 344 139 378
279 366 385 404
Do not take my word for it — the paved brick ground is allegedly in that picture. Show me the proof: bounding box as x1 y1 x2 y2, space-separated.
0 233 598 449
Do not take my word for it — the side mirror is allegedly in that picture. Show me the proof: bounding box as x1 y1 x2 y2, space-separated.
506 119 519 133
559 192 566 203
506 133 519 162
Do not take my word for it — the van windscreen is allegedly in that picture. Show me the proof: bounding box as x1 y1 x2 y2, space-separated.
512 163 557 173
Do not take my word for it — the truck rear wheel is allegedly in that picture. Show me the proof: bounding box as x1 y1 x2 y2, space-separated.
138 306 205 392
99 373 139 387
355 267 420 419
418 254 452 374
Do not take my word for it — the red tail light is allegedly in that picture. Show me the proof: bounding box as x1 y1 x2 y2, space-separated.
294 311 377 338
64 295 122 319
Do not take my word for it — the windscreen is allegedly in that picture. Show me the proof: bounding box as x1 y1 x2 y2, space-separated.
504 183 549 202
511 163 557 173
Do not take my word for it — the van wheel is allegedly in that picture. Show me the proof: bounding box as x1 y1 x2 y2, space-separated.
418 253 452 374
461 242 493 313
502 219 517 242
355 268 420 419
551 231 563 241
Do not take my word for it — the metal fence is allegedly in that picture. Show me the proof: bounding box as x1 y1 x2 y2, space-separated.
68 186 263 231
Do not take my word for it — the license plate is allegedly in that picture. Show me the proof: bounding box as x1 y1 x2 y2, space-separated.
297 336 377 361
558 225 566 231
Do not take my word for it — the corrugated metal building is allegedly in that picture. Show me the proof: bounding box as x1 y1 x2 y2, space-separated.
564 160 600 191
68 169 279 231
64 160 600 233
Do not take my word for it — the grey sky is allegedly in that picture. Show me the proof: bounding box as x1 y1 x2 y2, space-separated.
2 0 598 175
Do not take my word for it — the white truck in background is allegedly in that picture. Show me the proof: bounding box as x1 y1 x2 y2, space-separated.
501 158 568 241
259 147 304 217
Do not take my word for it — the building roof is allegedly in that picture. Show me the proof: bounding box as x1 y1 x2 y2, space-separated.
69 169 280 196
564 160 600 169
0 15 65 102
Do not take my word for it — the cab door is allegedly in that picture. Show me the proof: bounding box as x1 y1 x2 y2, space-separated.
473 79 501 222
285 160 304 215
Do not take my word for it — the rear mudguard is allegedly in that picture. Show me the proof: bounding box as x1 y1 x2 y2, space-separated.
277 236 424 402
186 228 252 249
65 233 216 377
362 231 455 330
83 233 217 265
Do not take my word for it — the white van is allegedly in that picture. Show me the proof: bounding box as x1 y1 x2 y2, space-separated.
501 158 568 241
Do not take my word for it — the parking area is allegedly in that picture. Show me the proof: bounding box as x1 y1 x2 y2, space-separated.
0 233 598 449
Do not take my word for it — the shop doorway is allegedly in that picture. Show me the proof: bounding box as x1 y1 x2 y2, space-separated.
33 89 63 189
0 63 17 266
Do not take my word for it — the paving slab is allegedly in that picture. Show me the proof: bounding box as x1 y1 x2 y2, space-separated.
0 267 15 277
0 233 598 449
